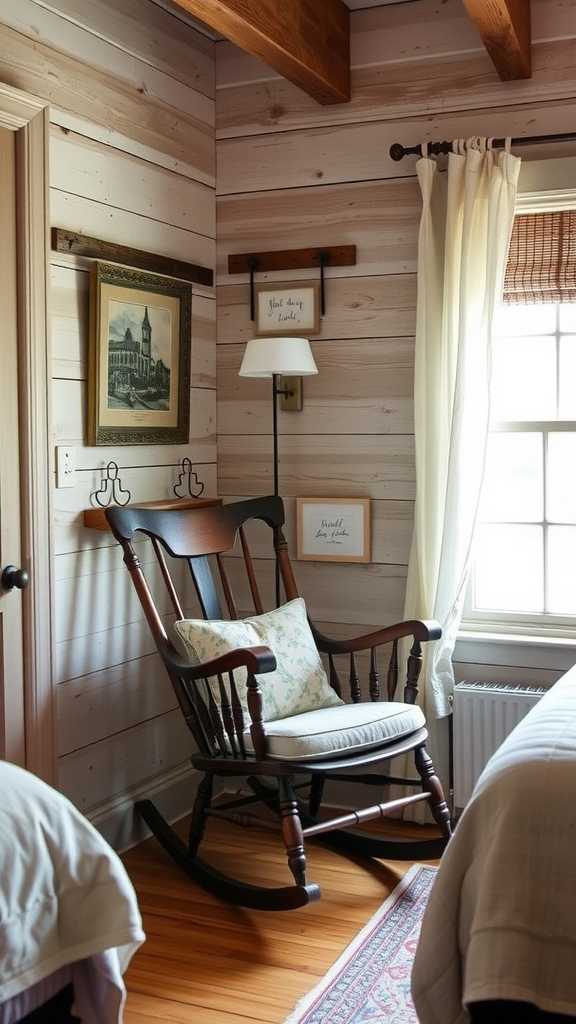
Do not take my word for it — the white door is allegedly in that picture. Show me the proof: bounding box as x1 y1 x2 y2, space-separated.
0 126 26 765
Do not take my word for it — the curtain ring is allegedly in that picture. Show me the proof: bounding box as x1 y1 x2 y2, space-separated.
478 136 487 153
504 136 512 153
487 137 494 151
421 141 429 158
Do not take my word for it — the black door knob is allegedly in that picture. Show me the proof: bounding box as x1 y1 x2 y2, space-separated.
1 565 30 592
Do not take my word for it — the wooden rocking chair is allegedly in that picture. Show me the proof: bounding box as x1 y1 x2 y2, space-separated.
107 496 451 911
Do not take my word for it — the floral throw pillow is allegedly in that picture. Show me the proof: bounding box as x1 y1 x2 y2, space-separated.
174 597 343 723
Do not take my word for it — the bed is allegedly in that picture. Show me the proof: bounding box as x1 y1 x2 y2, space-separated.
412 664 576 1023
0 761 144 1022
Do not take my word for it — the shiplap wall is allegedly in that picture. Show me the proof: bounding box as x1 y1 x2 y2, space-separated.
215 0 576 690
0 0 215 839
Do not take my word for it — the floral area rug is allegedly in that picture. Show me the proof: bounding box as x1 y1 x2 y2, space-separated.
284 864 436 1024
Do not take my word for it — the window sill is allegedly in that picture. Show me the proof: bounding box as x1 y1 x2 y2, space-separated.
455 630 576 673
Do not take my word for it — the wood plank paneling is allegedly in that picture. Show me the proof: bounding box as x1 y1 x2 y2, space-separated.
56 653 176 755
217 38 576 139
55 612 175 684
218 339 414 435
37 0 216 97
217 99 576 194
217 277 417 343
2 0 214 125
217 178 419 281
51 127 216 238
0 22 215 184
218 435 415 500
192 296 217 389
59 710 193 813
50 190 215 274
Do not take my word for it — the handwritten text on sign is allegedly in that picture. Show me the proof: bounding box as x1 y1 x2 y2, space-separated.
256 285 318 334
299 501 369 562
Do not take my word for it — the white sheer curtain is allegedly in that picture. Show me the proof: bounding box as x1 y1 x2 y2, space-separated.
405 140 521 723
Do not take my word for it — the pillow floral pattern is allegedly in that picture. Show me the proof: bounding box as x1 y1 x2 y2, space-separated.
174 597 343 723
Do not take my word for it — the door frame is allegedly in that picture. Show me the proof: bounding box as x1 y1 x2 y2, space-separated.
0 83 53 783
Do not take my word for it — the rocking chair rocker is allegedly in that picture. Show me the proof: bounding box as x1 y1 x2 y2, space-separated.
107 496 451 911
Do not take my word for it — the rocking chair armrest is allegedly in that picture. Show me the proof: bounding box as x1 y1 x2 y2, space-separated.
161 644 277 681
311 618 442 654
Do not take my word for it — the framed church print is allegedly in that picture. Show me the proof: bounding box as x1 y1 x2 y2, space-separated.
88 262 192 445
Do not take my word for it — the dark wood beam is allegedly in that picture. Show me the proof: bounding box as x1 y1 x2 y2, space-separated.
462 0 531 80
171 0 350 105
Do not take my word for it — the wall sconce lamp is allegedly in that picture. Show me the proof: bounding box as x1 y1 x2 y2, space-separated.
239 337 318 605
239 336 318 498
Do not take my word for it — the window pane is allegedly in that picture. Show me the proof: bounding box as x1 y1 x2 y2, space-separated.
559 336 576 419
548 526 576 613
493 303 556 336
547 433 576 522
474 524 543 613
491 337 556 420
480 433 543 522
559 304 576 332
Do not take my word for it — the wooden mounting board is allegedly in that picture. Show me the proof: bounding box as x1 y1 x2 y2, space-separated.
52 228 214 287
228 245 357 276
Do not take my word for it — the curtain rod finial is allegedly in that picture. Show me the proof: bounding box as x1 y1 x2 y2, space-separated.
390 143 406 162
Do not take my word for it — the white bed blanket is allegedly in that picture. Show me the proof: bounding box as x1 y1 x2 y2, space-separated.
0 762 145 1019
412 666 576 1022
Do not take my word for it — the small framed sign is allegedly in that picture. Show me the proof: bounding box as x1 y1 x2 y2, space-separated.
296 498 371 563
254 281 320 337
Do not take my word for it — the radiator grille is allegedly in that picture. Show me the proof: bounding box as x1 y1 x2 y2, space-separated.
453 681 545 810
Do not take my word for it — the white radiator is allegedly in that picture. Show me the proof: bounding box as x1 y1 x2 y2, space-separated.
453 681 545 811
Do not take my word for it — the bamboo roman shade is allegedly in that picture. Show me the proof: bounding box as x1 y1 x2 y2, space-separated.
503 209 576 304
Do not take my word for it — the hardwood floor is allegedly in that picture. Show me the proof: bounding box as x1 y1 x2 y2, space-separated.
122 812 439 1023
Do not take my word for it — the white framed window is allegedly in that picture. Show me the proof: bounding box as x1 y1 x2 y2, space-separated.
465 299 576 637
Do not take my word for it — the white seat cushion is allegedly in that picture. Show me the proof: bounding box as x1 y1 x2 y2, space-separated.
245 701 426 761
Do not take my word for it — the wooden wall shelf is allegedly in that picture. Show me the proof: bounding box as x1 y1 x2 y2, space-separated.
83 497 221 532
228 245 357 275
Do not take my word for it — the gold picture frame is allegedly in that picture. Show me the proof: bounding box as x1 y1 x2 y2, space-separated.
88 262 192 445
254 281 321 337
296 497 371 563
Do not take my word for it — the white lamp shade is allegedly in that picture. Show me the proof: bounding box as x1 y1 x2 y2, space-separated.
238 337 318 378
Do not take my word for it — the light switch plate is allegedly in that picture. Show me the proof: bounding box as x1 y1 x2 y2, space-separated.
56 446 76 488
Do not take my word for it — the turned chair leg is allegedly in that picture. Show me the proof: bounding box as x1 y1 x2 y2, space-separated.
279 777 307 887
415 745 452 839
188 772 214 857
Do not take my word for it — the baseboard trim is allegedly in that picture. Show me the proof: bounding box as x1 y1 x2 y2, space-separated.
89 761 199 853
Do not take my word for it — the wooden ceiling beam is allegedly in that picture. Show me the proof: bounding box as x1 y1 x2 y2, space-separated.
170 0 350 104
462 0 531 80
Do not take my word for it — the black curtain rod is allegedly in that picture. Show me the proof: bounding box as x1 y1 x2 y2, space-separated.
390 131 576 162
